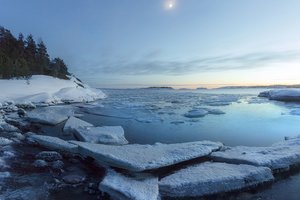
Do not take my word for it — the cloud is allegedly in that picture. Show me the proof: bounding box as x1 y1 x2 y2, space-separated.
77 50 300 76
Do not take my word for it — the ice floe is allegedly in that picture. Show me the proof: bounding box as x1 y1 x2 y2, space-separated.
74 126 128 145
159 162 274 197
63 116 93 135
26 106 74 125
259 89 300 102
184 109 208 118
211 138 300 171
99 170 159 200
70 140 223 171
28 134 78 154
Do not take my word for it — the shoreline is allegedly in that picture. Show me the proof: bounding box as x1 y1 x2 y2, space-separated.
1 101 300 199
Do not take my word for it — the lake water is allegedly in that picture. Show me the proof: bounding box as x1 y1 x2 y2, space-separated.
79 88 300 147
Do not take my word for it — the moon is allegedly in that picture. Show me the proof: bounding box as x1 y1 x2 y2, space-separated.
165 0 176 10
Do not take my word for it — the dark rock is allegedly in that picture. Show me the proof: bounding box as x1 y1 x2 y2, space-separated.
17 108 26 117
50 160 64 169
62 174 85 184
36 151 62 162
33 159 48 168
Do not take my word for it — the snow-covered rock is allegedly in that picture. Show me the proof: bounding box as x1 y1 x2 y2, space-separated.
74 126 128 145
28 134 78 154
70 140 223 171
0 171 10 179
159 162 274 197
184 109 208 118
0 75 106 105
26 106 74 125
258 89 300 101
63 116 93 135
0 122 20 132
0 137 13 146
285 135 300 140
211 138 300 171
290 109 300 115
99 169 159 200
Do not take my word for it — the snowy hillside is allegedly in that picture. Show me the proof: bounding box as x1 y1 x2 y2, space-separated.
0 75 106 105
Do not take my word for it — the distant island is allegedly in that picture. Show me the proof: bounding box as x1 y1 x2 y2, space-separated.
0 26 69 79
216 85 300 89
144 86 174 90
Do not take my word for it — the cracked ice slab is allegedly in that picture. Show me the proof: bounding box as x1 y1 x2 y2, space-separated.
26 106 74 125
70 140 223 172
63 116 93 135
159 162 274 198
210 138 300 171
73 126 128 145
99 170 159 200
28 134 78 154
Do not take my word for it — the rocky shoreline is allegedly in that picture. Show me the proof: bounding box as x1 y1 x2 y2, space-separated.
1 98 300 200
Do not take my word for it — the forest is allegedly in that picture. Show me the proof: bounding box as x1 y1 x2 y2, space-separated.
0 26 69 79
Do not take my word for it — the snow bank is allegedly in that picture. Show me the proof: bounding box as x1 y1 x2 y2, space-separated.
63 116 93 135
99 170 159 200
70 140 223 171
211 138 300 171
258 89 300 101
74 126 128 145
159 162 274 197
26 106 74 125
0 75 106 105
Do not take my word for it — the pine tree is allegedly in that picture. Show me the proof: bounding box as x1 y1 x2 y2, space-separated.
0 26 70 79
37 40 50 73
25 34 37 73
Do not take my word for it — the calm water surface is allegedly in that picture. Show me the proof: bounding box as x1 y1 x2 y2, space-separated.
79 88 300 146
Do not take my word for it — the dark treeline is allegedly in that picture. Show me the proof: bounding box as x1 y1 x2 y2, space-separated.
0 26 70 79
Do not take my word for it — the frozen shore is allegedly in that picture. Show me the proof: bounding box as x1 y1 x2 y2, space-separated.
0 75 106 106
2 83 300 199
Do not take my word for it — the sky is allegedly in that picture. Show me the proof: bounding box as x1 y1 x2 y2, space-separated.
1 0 300 88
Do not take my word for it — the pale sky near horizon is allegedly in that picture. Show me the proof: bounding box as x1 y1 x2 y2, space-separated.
1 0 300 88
